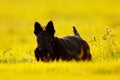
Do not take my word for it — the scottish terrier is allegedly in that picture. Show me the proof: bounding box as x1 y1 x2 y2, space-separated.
34 21 92 62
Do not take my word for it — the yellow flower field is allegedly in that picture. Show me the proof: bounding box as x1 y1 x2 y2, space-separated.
0 0 120 80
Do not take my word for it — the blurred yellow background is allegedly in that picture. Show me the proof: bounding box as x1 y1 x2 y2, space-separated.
0 0 120 28
0 1 120 80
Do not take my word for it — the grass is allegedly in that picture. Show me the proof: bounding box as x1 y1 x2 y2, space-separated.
0 0 120 80
0 61 120 80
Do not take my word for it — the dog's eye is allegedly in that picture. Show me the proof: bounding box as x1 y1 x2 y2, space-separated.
49 38 53 42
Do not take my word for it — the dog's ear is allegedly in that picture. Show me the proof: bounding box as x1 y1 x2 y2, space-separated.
46 21 55 37
34 22 43 35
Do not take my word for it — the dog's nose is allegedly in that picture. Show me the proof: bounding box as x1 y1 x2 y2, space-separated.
36 47 43 51
38 47 42 51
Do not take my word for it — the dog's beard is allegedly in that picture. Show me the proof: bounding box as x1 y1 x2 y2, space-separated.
42 52 51 62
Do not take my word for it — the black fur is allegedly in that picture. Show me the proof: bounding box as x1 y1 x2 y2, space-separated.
34 21 92 62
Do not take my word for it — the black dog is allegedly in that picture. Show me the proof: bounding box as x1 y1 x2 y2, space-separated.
34 21 92 62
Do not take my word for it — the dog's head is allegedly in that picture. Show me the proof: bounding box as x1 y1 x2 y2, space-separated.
34 21 55 62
